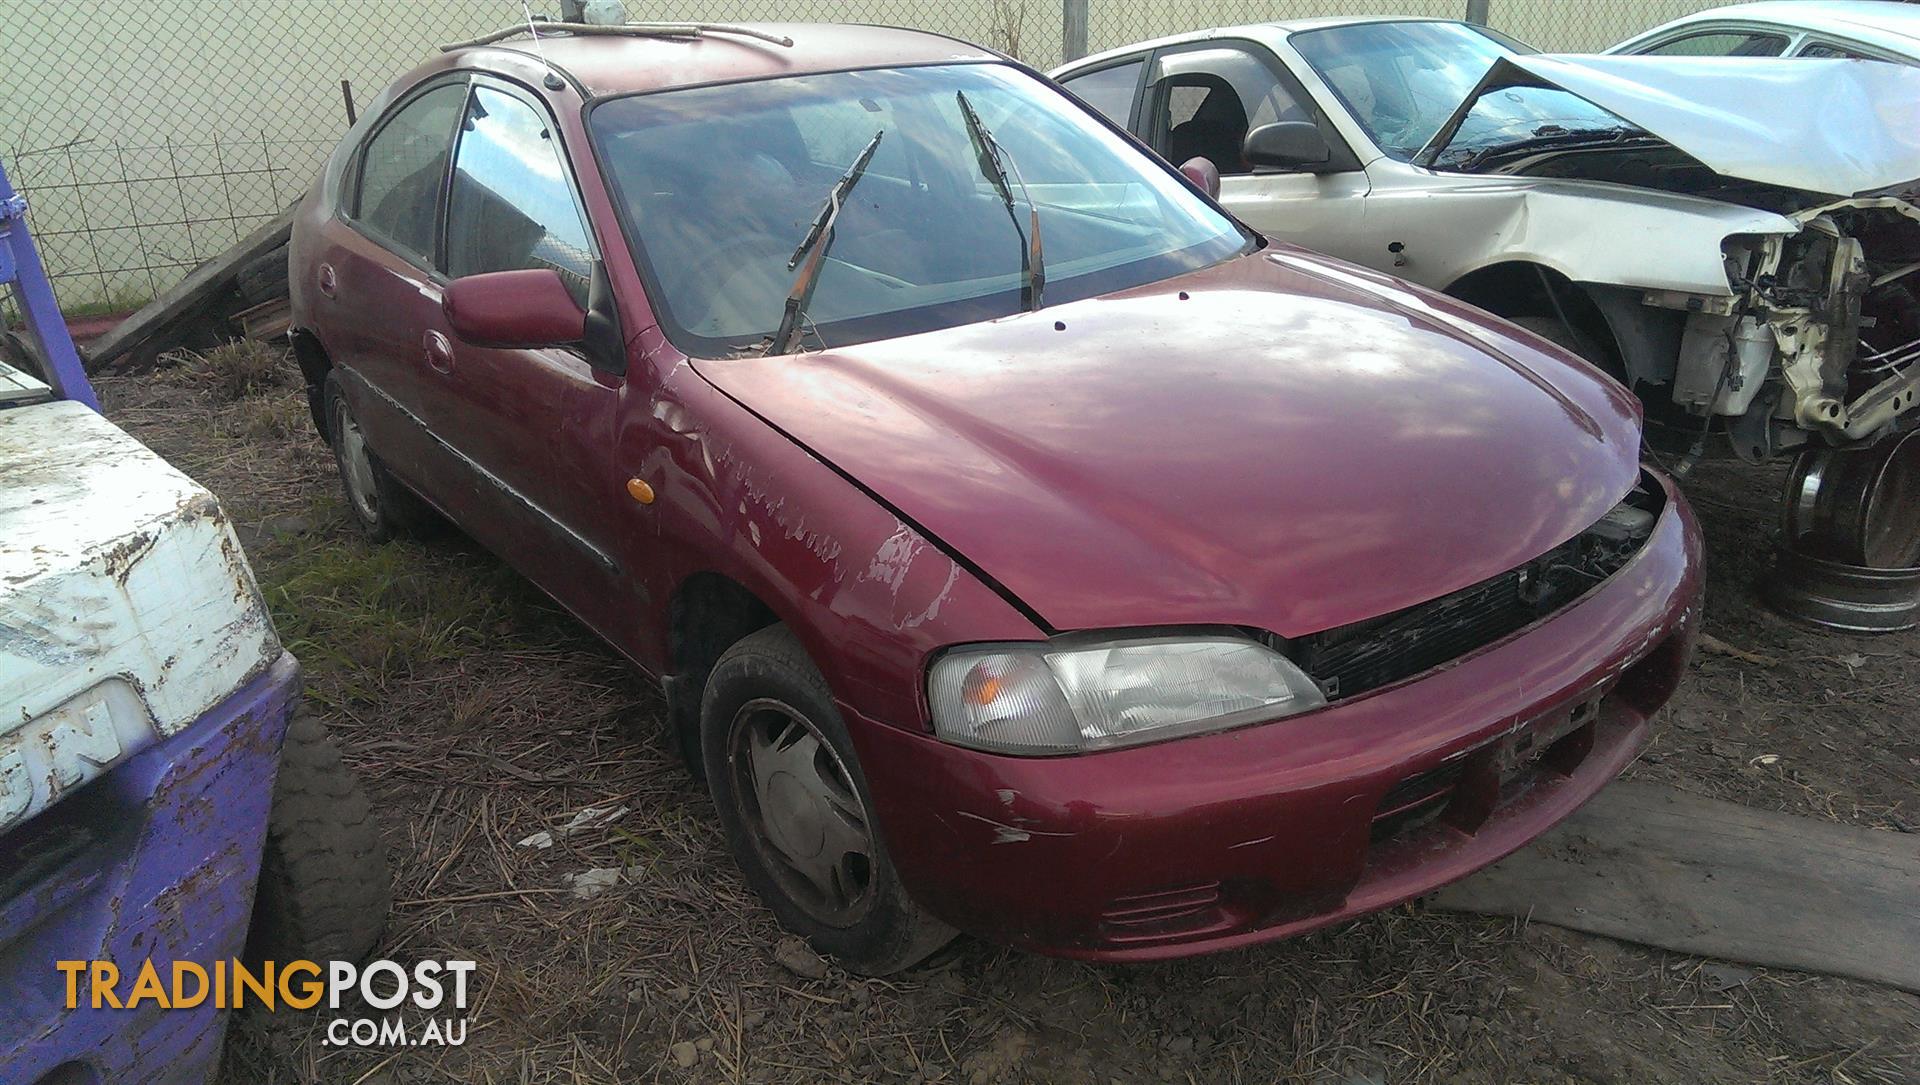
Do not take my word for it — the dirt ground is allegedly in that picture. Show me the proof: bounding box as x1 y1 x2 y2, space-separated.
98 343 1919 1085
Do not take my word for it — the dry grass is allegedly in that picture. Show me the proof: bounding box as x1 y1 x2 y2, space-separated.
92 341 1920 1085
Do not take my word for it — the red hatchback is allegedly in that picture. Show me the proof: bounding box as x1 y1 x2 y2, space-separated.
289 22 1701 972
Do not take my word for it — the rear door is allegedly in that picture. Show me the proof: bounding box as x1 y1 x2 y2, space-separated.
323 77 471 509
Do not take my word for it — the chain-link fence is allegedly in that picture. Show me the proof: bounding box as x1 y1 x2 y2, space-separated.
3 0 1738 313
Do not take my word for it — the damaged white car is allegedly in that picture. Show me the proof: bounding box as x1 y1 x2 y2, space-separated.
1052 18 1920 476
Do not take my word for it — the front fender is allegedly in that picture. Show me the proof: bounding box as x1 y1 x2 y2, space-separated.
1376 175 1798 296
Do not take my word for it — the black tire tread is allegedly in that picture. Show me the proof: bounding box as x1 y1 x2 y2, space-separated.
248 709 391 965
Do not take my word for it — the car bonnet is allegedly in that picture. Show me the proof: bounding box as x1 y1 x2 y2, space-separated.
1421 53 1920 198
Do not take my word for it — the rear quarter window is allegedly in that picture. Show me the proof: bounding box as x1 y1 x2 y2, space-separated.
353 82 467 260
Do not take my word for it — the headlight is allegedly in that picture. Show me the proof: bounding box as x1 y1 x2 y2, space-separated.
926 635 1326 755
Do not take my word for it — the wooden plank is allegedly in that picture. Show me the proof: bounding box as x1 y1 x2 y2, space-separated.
84 206 294 370
235 297 291 341
1428 781 1920 993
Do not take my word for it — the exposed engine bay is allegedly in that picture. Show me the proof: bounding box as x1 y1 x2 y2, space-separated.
1424 55 1920 466
1657 197 1920 461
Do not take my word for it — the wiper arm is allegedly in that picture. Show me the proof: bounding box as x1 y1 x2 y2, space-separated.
767 129 884 355
1452 127 1653 171
956 90 1044 312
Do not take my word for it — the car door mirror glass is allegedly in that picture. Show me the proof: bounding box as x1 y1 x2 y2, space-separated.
443 268 587 348
1243 121 1331 172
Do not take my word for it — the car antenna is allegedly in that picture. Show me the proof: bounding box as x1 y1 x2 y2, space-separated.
518 1 568 89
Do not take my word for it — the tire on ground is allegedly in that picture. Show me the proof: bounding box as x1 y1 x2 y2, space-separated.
701 623 955 975
323 369 437 541
247 708 391 965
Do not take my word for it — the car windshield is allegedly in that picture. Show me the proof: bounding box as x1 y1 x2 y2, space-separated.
1287 20 1630 164
590 62 1249 357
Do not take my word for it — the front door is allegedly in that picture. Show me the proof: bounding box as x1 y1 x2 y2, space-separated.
430 78 635 640
1140 41 1371 260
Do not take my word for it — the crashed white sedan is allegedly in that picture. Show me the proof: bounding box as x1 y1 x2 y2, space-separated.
1052 18 1920 469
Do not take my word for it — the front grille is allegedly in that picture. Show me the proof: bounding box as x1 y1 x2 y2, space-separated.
1287 479 1663 701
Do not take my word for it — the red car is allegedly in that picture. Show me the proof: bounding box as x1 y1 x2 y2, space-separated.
288 22 1701 973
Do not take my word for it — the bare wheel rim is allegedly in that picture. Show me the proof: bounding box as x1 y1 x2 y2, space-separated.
1862 431 1920 568
333 400 380 524
727 697 877 928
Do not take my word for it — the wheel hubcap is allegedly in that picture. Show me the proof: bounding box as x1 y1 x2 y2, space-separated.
334 401 379 523
729 698 875 926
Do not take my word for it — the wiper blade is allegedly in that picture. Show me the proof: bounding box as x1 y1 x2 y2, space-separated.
1451 128 1655 171
956 90 1044 312
768 129 884 355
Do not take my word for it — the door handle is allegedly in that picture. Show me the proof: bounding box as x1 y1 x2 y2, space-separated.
423 330 454 374
318 263 337 298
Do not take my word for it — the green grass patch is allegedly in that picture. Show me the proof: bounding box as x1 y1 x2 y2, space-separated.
259 532 533 697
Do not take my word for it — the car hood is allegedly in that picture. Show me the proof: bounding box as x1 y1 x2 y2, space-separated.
1428 54 1920 198
692 249 1643 637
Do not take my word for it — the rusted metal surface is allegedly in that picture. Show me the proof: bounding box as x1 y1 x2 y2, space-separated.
0 654 299 1084
2 149 300 1083
1 400 281 839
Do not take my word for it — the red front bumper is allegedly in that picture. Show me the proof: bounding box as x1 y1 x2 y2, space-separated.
846 477 1702 961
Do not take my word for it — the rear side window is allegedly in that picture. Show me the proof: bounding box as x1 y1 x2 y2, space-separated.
445 85 594 299
1061 59 1145 125
1799 41 1877 60
354 83 466 260
1639 30 1789 57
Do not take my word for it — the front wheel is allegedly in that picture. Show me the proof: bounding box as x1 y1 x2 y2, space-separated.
701 624 954 975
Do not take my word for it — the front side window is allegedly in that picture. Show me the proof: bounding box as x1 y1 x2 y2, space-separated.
354 82 466 260
1061 59 1145 125
590 62 1248 357
1148 46 1312 176
1292 20 1530 160
445 85 594 298
1639 30 1789 57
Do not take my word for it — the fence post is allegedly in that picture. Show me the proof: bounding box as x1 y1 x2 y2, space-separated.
1464 0 1490 25
1062 0 1088 63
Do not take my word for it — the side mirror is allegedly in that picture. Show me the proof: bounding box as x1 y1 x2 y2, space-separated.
1243 121 1332 172
442 268 586 348
1178 156 1221 200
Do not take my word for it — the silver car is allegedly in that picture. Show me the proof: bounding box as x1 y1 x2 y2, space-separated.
1050 18 1920 488
1610 0 1920 65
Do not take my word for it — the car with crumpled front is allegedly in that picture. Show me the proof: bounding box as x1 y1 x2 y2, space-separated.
288 21 1700 972
1053 19 1920 497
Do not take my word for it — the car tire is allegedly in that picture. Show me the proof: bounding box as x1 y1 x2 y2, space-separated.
246 709 391 964
237 244 291 305
701 623 955 976
324 369 434 542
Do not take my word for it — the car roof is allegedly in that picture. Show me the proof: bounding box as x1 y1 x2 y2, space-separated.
1628 1 1920 51
1052 16 1478 73
461 23 1003 98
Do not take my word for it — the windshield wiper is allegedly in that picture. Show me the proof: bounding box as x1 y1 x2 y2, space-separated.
767 129 884 355
956 90 1044 312
1450 127 1655 171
